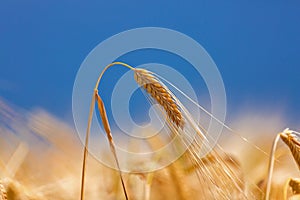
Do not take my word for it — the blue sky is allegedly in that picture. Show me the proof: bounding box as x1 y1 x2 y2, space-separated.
1 0 300 126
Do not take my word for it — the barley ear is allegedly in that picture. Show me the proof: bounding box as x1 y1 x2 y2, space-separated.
289 178 300 195
0 183 7 200
280 131 300 169
265 129 300 200
134 68 184 128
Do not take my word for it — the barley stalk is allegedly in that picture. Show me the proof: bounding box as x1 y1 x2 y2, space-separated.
95 92 128 200
80 91 96 200
134 68 184 128
80 62 133 200
265 132 281 200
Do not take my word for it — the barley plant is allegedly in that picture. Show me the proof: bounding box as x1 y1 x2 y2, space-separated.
266 128 300 200
80 62 264 200
0 62 299 200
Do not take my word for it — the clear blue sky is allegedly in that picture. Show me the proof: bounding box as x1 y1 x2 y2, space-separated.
1 0 300 125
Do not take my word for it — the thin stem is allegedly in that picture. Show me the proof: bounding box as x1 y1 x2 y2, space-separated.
96 92 129 200
110 143 129 200
80 91 96 200
283 178 291 200
265 133 281 200
94 62 134 90
80 62 134 200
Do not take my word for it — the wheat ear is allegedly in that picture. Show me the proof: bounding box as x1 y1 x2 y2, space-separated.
134 68 184 128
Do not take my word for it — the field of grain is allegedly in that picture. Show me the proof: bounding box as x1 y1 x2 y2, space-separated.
0 62 299 200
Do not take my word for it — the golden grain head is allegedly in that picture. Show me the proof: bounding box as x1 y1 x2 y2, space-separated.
280 131 300 169
134 68 184 128
289 178 300 195
0 183 7 200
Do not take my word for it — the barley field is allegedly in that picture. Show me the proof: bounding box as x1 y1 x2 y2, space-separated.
0 63 299 200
